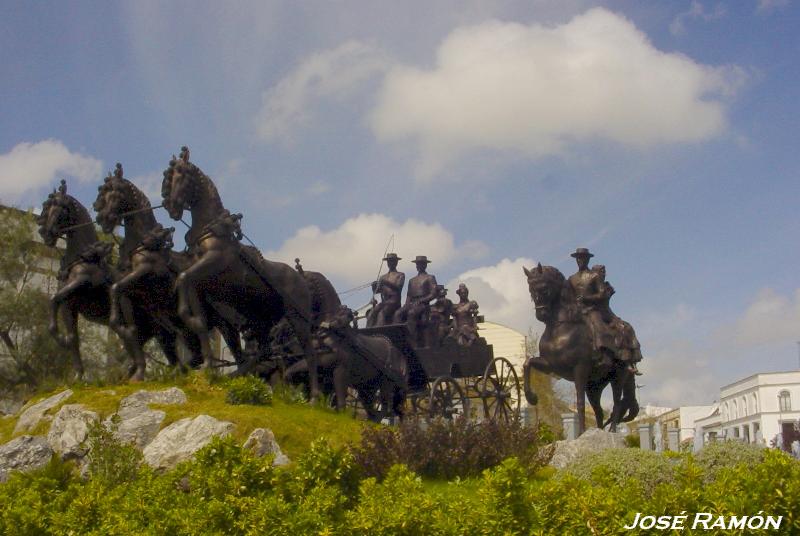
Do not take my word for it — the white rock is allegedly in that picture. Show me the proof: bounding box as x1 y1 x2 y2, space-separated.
0 398 23 416
117 387 187 419
549 427 627 469
143 415 234 471
0 435 53 482
243 428 291 466
108 409 166 449
14 389 73 434
47 404 99 460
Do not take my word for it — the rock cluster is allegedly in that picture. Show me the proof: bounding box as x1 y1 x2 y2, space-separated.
549 427 627 469
0 387 290 481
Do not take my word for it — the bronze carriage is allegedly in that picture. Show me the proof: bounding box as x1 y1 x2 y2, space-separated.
357 323 521 422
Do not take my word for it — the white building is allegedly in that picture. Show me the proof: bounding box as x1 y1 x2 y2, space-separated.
716 371 800 450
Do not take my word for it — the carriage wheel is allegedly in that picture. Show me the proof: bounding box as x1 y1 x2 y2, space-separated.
429 376 470 420
407 391 430 419
481 357 521 422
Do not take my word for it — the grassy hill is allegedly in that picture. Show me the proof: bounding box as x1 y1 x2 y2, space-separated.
0 372 365 459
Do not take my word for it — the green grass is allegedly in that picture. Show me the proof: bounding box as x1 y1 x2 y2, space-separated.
0 372 365 459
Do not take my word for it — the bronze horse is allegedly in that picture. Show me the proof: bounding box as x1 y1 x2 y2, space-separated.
160 148 321 399
522 263 638 435
37 181 145 379
93 165 244 377
288 306 407 422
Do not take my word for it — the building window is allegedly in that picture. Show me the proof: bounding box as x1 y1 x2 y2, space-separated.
741 396 748 417
752 393 758 413
779 390 791 412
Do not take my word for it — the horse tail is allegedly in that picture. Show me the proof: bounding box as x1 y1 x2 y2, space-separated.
522 357 539 406
621 372 639 421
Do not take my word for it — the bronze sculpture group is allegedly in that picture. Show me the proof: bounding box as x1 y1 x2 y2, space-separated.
36 147 641 433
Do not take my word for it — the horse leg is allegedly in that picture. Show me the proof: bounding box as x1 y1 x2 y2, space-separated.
586 380 605 429
215 318 242 367
174 252 226 364
156 328 186 371
286 315 317 403
573 361 591 437
109 268 146 329
606 372 626 433
59 306 83 381
332 360 348 412
523 356 556 405
49 278 91 347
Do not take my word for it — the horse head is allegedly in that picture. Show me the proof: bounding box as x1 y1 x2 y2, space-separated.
162 146 197 221
140 224 176 252
523 263 565 323
38 180 77 247
93 163 131 233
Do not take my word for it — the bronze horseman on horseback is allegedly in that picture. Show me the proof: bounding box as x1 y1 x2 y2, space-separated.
522 248 641 436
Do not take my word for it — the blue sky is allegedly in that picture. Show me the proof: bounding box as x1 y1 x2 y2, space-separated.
1 0 799 407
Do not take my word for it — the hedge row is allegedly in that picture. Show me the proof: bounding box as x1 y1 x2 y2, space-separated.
1 434 798 535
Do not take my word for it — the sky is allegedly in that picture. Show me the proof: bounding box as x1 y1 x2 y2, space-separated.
1 0 799 408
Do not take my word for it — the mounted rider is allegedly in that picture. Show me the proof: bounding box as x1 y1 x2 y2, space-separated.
591 264 643 375
568 248 618 356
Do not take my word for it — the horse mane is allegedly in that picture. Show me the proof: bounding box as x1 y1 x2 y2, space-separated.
162 149 224 212
38 181 91 228
95 175 152 214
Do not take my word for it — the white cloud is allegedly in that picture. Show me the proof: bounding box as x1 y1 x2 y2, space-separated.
0 140 102 203
669 1 726 36
257 40 390 143
265 213 486 287
448 257 541 334
305 180 331 196
729 288 800 346
129 171 164 201
370 8 745 178
757 0 789 13
641 340 718 406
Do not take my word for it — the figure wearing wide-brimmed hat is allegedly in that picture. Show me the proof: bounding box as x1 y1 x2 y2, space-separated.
366 253 405 327
392 255 438 346
568 248 616 358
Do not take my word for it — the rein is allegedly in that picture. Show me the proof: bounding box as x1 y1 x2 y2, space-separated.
57 204 165 233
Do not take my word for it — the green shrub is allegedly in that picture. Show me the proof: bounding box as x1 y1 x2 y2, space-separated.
559 446 681 494
695 439 765 482
225 375 273 405
83 416 143 487
350 417 553 480
623 433 640 448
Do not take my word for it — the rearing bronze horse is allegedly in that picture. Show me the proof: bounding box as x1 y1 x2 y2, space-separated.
161 148 320 399
93 164 244 377
522 263 638 435
37 180 152 379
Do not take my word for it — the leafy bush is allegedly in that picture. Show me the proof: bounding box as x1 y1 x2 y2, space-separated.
225 375 273 405
83 416 143 487
350 417 553 480
559 446 681 494
695 439 766 482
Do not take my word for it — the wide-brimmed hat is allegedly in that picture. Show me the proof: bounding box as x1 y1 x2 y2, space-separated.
570 248 594 258
383 252 401 261
412 255 431 264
